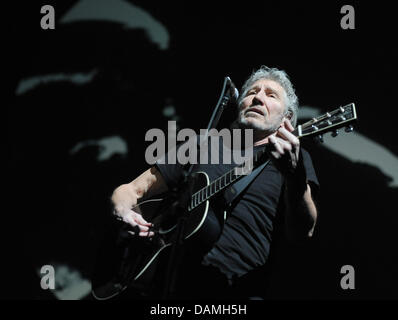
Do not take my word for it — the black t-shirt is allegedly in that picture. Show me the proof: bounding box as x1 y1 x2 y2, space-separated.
155 135 319 280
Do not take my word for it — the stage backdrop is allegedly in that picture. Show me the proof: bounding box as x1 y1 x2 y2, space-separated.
8 0 397 300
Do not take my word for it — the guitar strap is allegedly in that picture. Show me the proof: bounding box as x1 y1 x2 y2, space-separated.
223 158 270 219
195 134 270 221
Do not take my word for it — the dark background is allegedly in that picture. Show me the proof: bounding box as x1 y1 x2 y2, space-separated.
7 0 397 300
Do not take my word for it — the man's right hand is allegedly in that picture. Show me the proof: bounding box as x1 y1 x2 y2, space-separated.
111 167 168 238
113 206 155 237
112 184 155 237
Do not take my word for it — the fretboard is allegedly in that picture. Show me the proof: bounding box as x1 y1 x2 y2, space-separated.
188 146 268 211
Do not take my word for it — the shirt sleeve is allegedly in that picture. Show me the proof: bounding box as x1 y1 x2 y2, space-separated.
301 148 320 199
154 135 200 189
155 149 184 190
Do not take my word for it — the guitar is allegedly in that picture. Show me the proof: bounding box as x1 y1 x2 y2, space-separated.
92 103 358 300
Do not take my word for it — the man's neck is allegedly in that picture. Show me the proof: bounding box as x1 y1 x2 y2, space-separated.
233 122 275 147
253 136 270 146
253 131 272 146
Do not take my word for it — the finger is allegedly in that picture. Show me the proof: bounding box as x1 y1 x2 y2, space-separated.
284 118 294 132
137 224 150 232
269 135 285 155
123 215 138 227
128 230 154 237
277 137 299 162
134 213 153 227
277 127 295 140
271 135 292 151
139 231 155 237
125 215 149 232
277 127 300 147
129 216 150 232
276 137 293 153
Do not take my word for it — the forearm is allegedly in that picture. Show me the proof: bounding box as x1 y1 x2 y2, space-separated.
284 159 318 240
285 184 317 236
111 183 139 212
111 167 168 211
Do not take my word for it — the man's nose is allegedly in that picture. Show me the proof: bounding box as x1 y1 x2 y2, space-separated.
252 92 265 106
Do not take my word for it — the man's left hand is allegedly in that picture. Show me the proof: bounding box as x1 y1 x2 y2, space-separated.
268 119 300 175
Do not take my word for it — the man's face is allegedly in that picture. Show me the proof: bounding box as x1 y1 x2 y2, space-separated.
238 78 287 134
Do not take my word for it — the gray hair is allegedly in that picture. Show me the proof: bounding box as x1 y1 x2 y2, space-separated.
238 66 299 127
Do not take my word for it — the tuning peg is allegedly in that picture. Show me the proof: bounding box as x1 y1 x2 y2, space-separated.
345 125 354 132
316 134 324 143
331 129 339 137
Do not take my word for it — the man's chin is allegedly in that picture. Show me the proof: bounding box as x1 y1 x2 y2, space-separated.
238 118 265 131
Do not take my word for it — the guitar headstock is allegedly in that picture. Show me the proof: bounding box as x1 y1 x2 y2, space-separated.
296 103 357 141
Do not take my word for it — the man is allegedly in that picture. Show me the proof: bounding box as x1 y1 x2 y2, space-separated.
111 66 319 299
